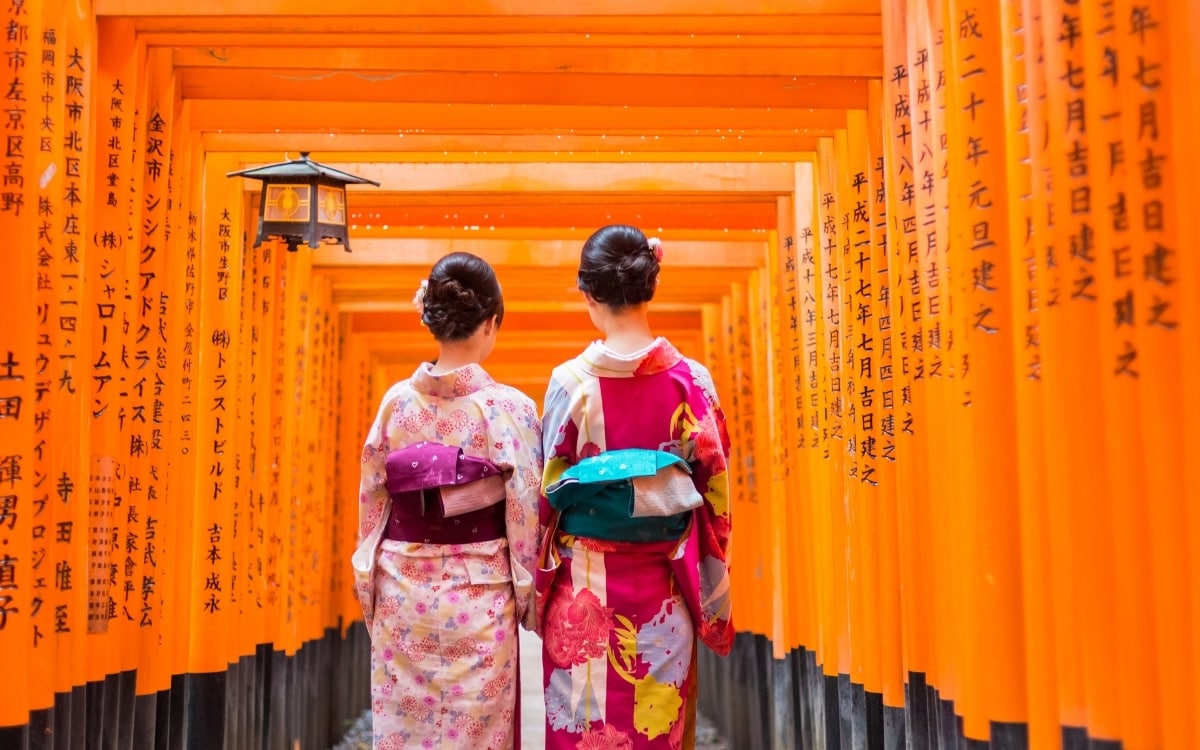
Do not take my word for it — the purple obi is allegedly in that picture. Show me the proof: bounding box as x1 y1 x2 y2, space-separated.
383 441 507 545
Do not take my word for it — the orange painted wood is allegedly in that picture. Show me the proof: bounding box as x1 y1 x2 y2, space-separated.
338 193 783 212
133 47 176 694
943 0 1027 735
1001 3 1058 747
169 43 881 79
112 44 151 680
740 274 767 639
230 202 259 662
30 0 71 710
708 295 742 623
258 242 289 647
724 282 756 635
748 266 776 642
835 124 868 694
1171 2 1200 744
167 128 204 680
788 170 823 660
305 289 331 643
233 161 798 197
261 240 290 654
865 79 905 710
234 237 258 655
334 322 367 631
160 32 882 51
57 4 96 697
903 0 955 708
1019 0 1087 733
84 18 140 686
130 13 883 37
277 247 317 655
311 238 769 267
0 0 40 726
1044 2 1129 739
846 108 884 698
761 239 790 654
313 278 338 644
1109 0 1180 745
815 136 850 678
152 88 187 692
329 203 780 232
881 0 934 692
1069 0 1141 741
204 133 826 157
191 100 847 135
771 202 804 654
935 0 974 719
801 148 832 675
1125 2 1192 747
97 0 884 18
915 0 975 712
186 151 242 673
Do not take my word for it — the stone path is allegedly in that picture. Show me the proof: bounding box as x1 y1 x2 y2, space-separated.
331 628 730 749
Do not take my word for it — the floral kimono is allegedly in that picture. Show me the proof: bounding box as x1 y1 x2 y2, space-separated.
537 338 733 750
355 363 543 750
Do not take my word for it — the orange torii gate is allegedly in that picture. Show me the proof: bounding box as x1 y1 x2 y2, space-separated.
0 2 1196 749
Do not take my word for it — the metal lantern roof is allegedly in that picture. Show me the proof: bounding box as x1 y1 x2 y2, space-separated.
226 152 380 186
227 152 380 253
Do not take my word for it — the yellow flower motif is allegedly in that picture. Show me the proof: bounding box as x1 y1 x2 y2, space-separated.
632 674 683 740
610 614 639 675
705 469 729 517
670 403 701 461
543 454 572 487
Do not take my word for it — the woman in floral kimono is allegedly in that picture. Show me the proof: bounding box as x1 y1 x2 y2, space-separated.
354 252 543 750
537 225 734 749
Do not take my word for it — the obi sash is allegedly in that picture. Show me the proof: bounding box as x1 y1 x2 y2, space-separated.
383 441 508 545
535 448 733 655
543 448 704 542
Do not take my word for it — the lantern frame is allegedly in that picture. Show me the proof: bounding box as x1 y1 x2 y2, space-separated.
227 152 380 252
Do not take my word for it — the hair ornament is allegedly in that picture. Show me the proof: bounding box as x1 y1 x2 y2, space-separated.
412 279 429 323
647 236 663 262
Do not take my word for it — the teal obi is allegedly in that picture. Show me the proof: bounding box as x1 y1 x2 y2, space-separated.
545 449 705 542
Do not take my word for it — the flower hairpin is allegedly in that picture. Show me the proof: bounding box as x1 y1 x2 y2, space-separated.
412 279 429 323
648 237 663 262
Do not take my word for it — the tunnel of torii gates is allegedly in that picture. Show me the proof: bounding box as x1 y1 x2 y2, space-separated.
0 1 1197 749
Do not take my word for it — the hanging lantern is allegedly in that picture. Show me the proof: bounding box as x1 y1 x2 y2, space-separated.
227 152 380 252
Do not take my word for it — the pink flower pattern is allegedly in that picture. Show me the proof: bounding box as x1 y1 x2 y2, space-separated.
358 362 543 749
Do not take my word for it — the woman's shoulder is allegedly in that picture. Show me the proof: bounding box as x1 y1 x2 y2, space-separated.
377 379 415 407
676 357 721 404
479 380 539 417
542 350 593 385
677 355 714 381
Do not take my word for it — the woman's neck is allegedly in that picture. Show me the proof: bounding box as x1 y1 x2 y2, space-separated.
598 305 655 355
429 341 485 375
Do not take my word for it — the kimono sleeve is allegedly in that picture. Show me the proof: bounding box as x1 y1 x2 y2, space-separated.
359 383 406 545
679 361 735 654
680 361 731 549
539 369 579 526
352 382 405 629
531 370 580 633
488 389 544 631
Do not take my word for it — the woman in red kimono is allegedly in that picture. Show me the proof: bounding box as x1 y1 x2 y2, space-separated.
537 225 734 750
